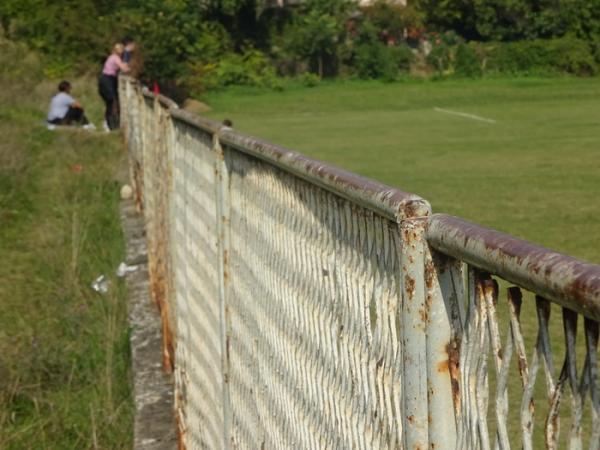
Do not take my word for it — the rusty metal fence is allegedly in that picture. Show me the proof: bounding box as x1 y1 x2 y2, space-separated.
119 76 600 450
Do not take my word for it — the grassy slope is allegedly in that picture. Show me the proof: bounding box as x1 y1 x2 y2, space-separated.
204 77 600 264
0 41 132 449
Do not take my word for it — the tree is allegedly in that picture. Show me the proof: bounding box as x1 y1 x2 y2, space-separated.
362 0 423 44
284 0 356 78
415 0 600 42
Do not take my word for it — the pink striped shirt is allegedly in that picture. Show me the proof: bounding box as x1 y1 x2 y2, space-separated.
102 54 122 76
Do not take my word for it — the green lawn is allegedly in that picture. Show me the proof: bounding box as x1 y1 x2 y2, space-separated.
204 77 600 264
0 39 132 449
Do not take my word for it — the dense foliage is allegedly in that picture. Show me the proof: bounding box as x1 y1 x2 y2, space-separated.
416 0 600 42
1 0 599 94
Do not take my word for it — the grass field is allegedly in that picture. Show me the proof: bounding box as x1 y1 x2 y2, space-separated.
0 39 132 449
204 77 600 264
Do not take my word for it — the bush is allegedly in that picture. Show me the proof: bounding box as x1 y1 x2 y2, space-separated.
183 47 280 95
589 35 600 65
349 18 413 80
426 41 452 74
551 37 597 75
425 31 463 75
454 43 481 77
484 37 596 76
297 72 321 87
426 36 596 77
353 42 413 80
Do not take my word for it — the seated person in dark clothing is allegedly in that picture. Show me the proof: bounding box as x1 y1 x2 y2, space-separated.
47 81 94 129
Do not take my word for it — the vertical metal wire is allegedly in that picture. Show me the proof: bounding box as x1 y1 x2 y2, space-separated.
425 251 463 449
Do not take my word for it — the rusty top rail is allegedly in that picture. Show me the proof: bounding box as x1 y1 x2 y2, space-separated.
427 213 600 321
218 129 430 221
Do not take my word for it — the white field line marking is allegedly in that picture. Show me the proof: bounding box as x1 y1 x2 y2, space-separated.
434 107 497 124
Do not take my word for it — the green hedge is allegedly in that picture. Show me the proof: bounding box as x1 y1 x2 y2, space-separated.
353 42 413 80
430 36 597 77
482 37 597 76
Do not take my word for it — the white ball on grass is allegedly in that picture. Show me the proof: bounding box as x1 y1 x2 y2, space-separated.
120 184 133 199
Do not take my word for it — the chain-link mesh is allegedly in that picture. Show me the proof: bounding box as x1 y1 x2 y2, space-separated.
224 146 407 449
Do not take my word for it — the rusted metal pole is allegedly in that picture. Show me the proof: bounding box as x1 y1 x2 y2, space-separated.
401 216 430 449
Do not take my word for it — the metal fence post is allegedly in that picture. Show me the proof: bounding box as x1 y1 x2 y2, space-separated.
214 131 232 450
401 216 430 449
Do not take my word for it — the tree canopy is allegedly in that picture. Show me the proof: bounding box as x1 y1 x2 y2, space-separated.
1 0 598 91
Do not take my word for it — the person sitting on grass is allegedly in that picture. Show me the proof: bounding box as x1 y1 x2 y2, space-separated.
47 81 95 129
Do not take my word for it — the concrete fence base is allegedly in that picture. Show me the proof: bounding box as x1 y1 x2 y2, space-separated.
121 198 177 450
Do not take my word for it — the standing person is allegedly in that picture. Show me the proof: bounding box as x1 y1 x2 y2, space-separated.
122 36 135 64
47 81 94 130
98 43 130 131
122 36 143 78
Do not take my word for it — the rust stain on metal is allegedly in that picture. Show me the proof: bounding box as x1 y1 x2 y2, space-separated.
223 249 230 281
447 340 461 413
405 275 416 300
517 355 528 379
176 411 187 450
226 335 231 361
437 359 449 373
161 305 174 373
425 259 435 290
133 163 144 213
482 278 499 306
